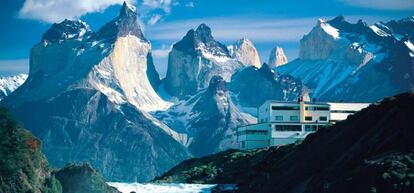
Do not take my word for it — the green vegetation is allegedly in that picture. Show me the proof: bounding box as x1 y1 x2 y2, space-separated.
0 107 62 193
0 108 120 193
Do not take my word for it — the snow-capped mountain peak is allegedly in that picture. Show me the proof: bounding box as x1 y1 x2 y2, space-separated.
9 2 168 112
42 19 92 42
279 15 414 102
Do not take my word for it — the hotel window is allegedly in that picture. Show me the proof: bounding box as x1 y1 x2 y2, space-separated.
290 116 299 121
305 116 312 121
274 125 301 132
319 116 328 121
272 106 300 110
305 106 329 111
275 116 283 121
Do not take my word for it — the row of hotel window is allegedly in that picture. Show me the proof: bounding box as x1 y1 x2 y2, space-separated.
271 106 330 111
274 124 327 132
273 115 328 121
260 115 327 123
238 125 329 136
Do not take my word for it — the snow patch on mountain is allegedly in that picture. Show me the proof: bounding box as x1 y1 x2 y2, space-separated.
0 74 28 100
319 19 340 39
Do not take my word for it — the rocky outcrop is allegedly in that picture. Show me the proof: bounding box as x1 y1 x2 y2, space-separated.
154 91 414 193
278 15 414 102
268 46 288 67
229 63 305 108
153 76 255 157
55 164 120 193
164 24 243 99
0 74 27 100
2 2 189 182
228 38 261 68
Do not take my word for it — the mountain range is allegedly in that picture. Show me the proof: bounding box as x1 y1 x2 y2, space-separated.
277 15 414 102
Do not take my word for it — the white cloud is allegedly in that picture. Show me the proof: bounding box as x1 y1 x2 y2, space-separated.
142 0 173 14
148 14 162 25
145 15 394 43
152 44 173 58
19 0 136 23
146 17 318 43
0 59 29 76
340 0 414 10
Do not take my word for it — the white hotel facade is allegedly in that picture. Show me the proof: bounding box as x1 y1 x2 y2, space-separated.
237 98 370 150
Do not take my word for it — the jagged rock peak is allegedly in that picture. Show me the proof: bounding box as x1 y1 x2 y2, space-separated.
195 23 214 41
42 19 92 42
228 38 261 67
268 46 288 67
174 23 229 56
96 1 145 40
120 1 137 17
327 15 368 34
208 76 227 93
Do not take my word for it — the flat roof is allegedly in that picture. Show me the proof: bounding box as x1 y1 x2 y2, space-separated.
265 100 329 105
264 100 371 106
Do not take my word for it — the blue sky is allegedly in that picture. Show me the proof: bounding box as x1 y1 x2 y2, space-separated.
0 0 413 77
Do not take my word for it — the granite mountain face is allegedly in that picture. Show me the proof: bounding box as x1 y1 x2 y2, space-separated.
228 38 261 68
2 2 190 182
268 46 288 68
164 24 243 99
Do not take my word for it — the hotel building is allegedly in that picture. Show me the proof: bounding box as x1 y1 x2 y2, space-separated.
237 99 370 150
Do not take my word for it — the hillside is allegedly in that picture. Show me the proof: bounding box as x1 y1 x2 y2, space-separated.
154 91 414 193
0 108 120 193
